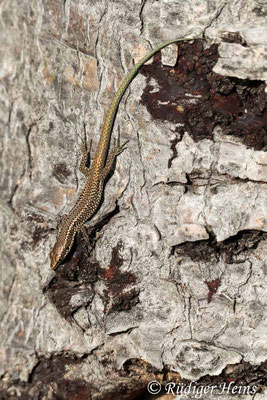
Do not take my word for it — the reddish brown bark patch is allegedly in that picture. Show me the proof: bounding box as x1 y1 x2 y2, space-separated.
0 354 92 400
221 32 248 46
44 232 98 320
205 278 221 303
45 207 124 319
140 40 267 150
99 241 139 313
29 355 91 400
123 359 266 399
196 360 267 395
46 237 138 319
172 230 267 264
1 358 265 400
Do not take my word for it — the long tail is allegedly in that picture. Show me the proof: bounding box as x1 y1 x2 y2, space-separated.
93 36 198 170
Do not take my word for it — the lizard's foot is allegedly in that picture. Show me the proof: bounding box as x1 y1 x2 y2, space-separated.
113 133 129 155
80 226 93 253
100 134 129 180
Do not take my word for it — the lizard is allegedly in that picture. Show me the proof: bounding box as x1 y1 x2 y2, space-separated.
50 36 198 270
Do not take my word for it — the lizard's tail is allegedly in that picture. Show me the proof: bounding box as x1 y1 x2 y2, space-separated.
94 36 200 170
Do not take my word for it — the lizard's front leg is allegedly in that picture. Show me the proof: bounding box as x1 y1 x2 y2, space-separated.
79 138 93 176
100 137 128 180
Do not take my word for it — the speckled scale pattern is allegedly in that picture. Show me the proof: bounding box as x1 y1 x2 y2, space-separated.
53 178 103 263
50 37 198 270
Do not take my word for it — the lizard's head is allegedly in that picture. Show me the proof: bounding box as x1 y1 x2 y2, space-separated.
50 241 65 270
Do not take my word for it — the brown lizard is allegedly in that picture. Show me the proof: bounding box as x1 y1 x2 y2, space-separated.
50 37 198 270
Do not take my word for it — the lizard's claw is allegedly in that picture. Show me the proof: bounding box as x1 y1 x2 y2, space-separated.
114 133 129 155
116 140 129 155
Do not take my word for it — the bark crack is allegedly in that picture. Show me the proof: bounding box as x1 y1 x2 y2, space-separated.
136 130 148 192
187 295 193 339
203 1 228 39
8 168 26 211
139 0 147 36
94 5 108 115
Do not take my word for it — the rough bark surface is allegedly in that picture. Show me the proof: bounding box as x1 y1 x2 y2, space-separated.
0 0 266 399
